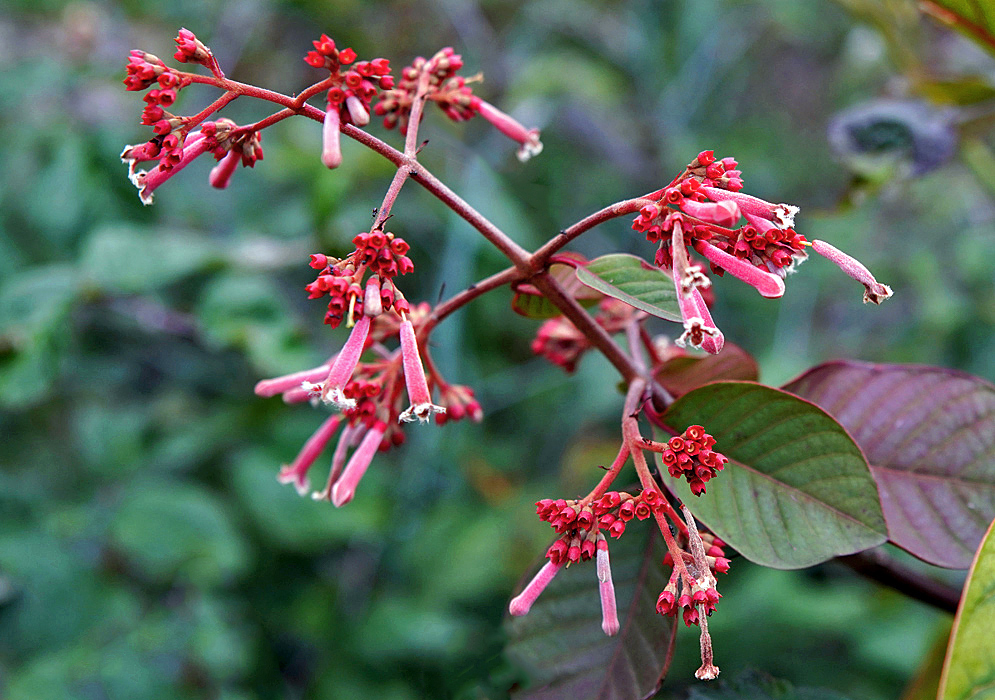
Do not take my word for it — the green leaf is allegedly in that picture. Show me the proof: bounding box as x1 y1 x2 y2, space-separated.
229 448 386 552
109 480 251 587
921 0 995 57
196 272 311 373
938 517 995 700
687 669 853 700
0 265 81 408
512 255 602 319
81 224 219 294
659 382 887 569
575 253 681 322
505 525 677 699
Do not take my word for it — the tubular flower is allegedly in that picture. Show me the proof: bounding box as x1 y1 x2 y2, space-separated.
633 150 892 350
376 47 542 161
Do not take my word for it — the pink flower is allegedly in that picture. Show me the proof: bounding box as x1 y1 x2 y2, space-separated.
254 360 332 397
398 319 445 423
129 130 209 205
700 186 798 229
811 239 893 304
679 198 740 228
276 414 342 495
209 149 241 189
320 315 372 408
694 240 785 298
475 99 543 162
671 220 723 354
509 559 565 616
597 535 619 636
329 421 387 506
321 107 343 169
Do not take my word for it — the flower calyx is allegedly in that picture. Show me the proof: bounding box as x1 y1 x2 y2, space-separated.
660 425 728 496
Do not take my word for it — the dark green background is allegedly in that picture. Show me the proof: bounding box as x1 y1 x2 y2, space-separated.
1 0 988 697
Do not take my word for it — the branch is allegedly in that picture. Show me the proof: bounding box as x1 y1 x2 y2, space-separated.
529 271 641 383
837 549 961 613
425 265 523 330
532 196 654 268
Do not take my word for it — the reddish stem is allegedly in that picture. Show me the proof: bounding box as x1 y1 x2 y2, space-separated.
532 197 654 268
621 381 694 586
578 442 632 508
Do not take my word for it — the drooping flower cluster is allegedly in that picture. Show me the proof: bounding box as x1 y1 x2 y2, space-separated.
305 34 394 169
531 298 639 372
633 150 892 353
656 528 729 628
121 30 263 203
660 425 728 496
375 47 543 161
510 487 669 636
255 302 482 505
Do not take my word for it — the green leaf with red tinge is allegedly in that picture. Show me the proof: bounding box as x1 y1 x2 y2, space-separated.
513 254 602 319
659 382 887 569
505 526 677 700
575 254 681 323
655 343 759 397
921 0 995 57
784 361 995 569
938 517 995 700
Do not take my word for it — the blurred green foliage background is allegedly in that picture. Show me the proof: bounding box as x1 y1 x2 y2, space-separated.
1 0 992 697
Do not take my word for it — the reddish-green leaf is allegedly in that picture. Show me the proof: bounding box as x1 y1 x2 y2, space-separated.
513 255 602 319
575 254 681 322
655 343 759 397
505 526 677 700
938 517 995 700
660 382 887 569
785 362 995 569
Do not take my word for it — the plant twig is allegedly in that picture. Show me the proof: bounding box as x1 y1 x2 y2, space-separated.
838 549 961 613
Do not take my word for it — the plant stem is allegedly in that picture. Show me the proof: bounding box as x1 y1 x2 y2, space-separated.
529 272 640 382
837 549 961 613
578 443 632 507
426 265 522 330
532 196 654 267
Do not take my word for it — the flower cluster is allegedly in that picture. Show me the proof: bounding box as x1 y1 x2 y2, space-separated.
511 487 668 637
537 488 664 549
255 302 482 505
376 47 543 161
121 30 263 203
173 27 218 70
660 425 728 496
305 230 415 329
122 119 245 205
305 34 394 169
632 150 892 353
531 298 639 372
656 529 729 628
